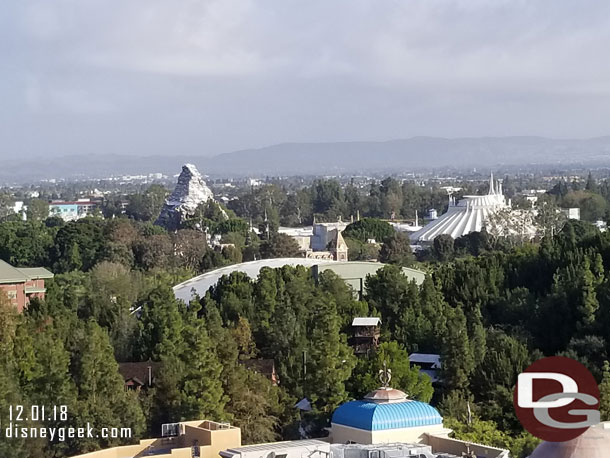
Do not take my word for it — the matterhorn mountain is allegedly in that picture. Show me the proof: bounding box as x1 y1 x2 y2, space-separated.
155 164 215 230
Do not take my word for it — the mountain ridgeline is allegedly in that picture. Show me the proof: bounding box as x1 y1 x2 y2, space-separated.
5 136 610 182
214 136 610 175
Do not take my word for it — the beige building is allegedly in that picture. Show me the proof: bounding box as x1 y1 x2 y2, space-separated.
70 383 509 458
221 439 330 458
279 221 349 261
305 229 348 261
70 420 241 458
329 383 508 458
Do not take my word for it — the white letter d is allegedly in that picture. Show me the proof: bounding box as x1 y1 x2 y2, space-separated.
518 372 579 408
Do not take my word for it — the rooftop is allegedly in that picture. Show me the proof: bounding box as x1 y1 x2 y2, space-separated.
0 260 53 284
173 258 338 302
409 354 441 367
118 361 161 386
174 259 427 303
332 399 443 431
223 439 328 454
352 317 382 327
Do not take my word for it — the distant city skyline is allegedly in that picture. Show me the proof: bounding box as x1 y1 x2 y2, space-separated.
4 1 610 160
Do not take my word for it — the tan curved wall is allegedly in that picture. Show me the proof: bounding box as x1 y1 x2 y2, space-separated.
330 423 449 445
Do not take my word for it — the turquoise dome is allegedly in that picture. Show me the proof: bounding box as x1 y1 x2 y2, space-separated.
331 400 442 431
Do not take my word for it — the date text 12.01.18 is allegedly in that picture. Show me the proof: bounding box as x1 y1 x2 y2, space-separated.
8 405 68 423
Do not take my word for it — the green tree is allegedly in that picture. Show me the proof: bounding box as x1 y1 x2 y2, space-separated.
577 256 600 332
585 171 598 193
306 295 356 414
27 199 50 221
562 190 607 221
69 321 145 453
260 233 302 259
312 179 346 218
345 237 380 261
126 184 168 222
52 219 106 272
343 218 395 243
0 293 38 458
433 234 455 261
0 221 54 266
132 233 173 270
214 317 290 444
66 242 83 271
172 229 208 271
137 285 185 360
441 307 474 392
177 323 226 421
348 341 433 402
380 177 403 218
378 231 415 266
472 330 529 432
366 265 414 336
600 361 610 421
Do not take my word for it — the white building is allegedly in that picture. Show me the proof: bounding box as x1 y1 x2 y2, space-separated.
562 207 581 220
49 199 98 221
411 174 531 243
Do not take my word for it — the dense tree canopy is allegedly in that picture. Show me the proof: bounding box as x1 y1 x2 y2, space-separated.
4 175 610 456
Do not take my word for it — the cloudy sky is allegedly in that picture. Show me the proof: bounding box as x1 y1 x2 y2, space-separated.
4 0 610 159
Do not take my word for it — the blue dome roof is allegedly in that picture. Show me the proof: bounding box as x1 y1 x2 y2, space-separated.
331 400 442 431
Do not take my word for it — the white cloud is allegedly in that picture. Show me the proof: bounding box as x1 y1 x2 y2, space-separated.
4 0 610 158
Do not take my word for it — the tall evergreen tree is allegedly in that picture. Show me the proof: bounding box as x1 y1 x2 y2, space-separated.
306 295 356 414
441 306 475 393
137 284 185 360
178 322 226 421
599 361 610 421
69 321 145 453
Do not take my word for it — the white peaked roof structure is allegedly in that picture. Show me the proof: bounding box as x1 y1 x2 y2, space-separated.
352 317 381 327
411 173 508 243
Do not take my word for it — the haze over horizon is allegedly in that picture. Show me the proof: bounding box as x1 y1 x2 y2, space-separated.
5 1 610 160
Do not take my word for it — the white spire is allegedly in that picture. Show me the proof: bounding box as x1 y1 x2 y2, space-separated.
489 172 495 195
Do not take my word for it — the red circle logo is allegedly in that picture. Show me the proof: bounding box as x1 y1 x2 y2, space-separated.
513 356 600 442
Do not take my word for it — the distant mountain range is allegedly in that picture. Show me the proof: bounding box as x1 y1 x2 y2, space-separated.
5 136 610 183
209 136 610 175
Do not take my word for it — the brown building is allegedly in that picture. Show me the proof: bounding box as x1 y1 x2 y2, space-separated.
0 260 54 312
240 359 279 385
350 317 381 355
118 361 161 391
